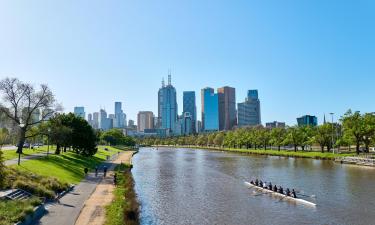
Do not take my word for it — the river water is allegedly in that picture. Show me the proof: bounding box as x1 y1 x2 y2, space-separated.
132 147 375 225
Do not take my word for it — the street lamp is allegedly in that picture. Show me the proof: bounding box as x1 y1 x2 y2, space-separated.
47 128 51 157
18 123 25 166
330 113 335 154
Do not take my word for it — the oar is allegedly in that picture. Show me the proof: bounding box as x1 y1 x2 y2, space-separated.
296 190 316 198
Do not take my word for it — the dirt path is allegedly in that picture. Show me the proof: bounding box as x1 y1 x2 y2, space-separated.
74 151 135 225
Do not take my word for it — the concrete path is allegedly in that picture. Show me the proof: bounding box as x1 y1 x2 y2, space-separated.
33 153 128 225
75 151 134 225
4 153 48 166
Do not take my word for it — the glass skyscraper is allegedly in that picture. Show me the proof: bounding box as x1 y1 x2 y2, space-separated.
218 86 236 131
183 91 196 133
202 87 219 131
237 90 261 127
158 75 178 133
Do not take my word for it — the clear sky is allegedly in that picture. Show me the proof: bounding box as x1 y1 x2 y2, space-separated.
0 0 374 125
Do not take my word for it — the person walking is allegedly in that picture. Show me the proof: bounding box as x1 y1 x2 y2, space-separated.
103 166 108 177
84 167 88 176
95 166 98 177
114 173 117 185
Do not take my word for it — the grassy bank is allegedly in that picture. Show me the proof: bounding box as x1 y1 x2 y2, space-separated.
155 145 356 160
0 197 42 225
105 164 139 225
11 146 121 184
2 146 52 161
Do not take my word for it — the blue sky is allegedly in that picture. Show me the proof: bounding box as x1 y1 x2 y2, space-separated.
0 0 374 125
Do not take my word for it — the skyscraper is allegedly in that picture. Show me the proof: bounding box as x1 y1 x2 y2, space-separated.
237 90 261 127
93 112 99 129
183 91 196 133
158 74 178 133
114 102 126 128
99 109 112 130
137 111 154 132
201 87 219 131
74 106 85 119
218 86 236 131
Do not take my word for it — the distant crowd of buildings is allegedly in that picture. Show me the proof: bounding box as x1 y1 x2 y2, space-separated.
70 74 319 138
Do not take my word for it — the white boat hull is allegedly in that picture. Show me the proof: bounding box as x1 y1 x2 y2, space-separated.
245 182 317 207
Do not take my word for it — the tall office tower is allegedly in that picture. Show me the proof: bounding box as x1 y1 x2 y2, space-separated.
297 115 318 127
201 87 219 132
218 86 236 131
114 102 126 128
137 111 154 132
88 113 93 126
183 91 197 133
74 106 85 119
158 74 178 133
99 109 112 130
93 112 99 129
237 90 261 127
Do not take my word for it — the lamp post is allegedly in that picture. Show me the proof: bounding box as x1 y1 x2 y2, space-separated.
47 128 51 157
330 113 335 154
18 123 25 166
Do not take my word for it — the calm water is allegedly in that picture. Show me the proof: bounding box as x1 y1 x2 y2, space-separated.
132 147 375 225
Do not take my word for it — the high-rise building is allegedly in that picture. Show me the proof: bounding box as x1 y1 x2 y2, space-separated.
158 74 178 133
201 87 219 131
297 115 318 127
183 91 196 133
114 102 126 128
88 113 93 126
182 112 193 135
266 121 286 129
74 107 85 119
137 111 154 132
218 86 236 130
237 90 261 127
99 109 112 130
93 112 99 129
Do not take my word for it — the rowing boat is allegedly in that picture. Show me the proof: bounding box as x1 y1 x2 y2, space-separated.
245 182 317 207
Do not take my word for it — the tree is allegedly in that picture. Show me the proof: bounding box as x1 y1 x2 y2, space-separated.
258 127 271 150
0 78 58 155
0 128 9 188
43 115 73 154
362 113 375 153
284 126 303 152
341 110 364 155
213 132 225 147
299 126 314 151
58 113 98 156
101 129 124 146
270 127 287 151
314 124 332 153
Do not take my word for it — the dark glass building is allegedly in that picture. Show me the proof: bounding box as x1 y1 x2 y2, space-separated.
183 91 196 133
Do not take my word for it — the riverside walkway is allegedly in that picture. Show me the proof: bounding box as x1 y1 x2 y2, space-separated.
33 151 134 225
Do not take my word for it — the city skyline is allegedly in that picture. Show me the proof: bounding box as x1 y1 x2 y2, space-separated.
1 1 374 125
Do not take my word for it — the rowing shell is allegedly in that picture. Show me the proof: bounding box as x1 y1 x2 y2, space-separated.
245 182 317 207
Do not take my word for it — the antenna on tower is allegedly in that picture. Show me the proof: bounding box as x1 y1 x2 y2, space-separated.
162 77 165 87
168 69 171 85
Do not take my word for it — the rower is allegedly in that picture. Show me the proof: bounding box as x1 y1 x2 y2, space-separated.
273 185 278 192
255 179 259 186
279 186 284 195
286 188 291 196
292 189 297 198
268 182 272 190
250 180 254 185
259 180 263 187
263 182 267 189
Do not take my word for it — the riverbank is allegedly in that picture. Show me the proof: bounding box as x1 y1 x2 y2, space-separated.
75 150 139 225
153 145 356 160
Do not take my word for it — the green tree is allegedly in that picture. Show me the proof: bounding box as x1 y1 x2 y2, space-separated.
0 128 9 188
270 127 287 151
341 110 364 155
284 126 303 152
101 129 124 146
258 127 271 150
207 133 216 146
314 124 332 153
361 113 375 153
213 132 225 147
299 126 314 151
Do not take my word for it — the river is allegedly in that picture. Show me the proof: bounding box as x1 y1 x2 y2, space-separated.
132 147 375 225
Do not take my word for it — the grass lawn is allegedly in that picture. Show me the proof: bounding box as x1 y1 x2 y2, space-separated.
2 146 51 161
10 146 121 184
0 198 42 225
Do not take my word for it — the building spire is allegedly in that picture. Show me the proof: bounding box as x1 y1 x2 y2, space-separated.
168 69 171 85
323 113 326 124
162 77 165 87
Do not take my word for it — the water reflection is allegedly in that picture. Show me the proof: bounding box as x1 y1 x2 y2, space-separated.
132 147 375 225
